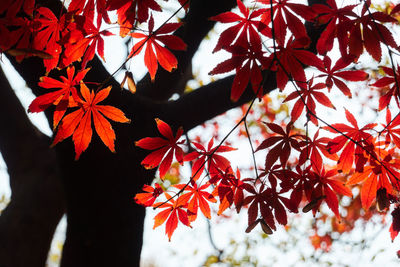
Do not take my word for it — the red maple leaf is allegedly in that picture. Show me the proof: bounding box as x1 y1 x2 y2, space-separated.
134 183 163 207
5 16 37 62
68 0 91 17
63 18 113 68
52 83 130 160
130 15 186 81
311 0 357 55
324 109 376 173
347 1 398 62
211 168 249 215
244 184 275 230
135 119 185 179
382 109 400 148
68 0 111 26
107 0 162 36
209 0 269 53
257 0 316 45
0 0 34 18
258 164 294 190
174 181 216 222
209 43 272 101
289 165 314 211
33 7 63 72
184 138 236 181
316 55 369 97
347 146 400 209
29 66 90 128
312 168 352 218
271 36 324 91
370 65 400 110
95 0 111 25
283 76 334 125
298 129 338 172
256 122 303 170
153 193 191 241
244 184 293 231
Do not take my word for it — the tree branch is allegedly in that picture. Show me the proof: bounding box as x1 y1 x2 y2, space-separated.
0 66 65 267
164 70 276 131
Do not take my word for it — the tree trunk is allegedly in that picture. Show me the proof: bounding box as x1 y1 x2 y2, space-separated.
0 67 65 267
57 143 154 267
55 102 160 267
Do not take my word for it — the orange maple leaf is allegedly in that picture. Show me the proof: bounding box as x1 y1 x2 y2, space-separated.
153 193 191 241
346 147 400 210
174 182 217 222
134 183 163 207
52 83 130 160
324 109 376 173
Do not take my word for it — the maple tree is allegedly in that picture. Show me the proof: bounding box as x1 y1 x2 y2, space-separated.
1 0 400 266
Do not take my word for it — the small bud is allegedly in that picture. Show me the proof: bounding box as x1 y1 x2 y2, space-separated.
376 188 390 212
245 219 260 233
121 71 136 94
302 195 326 213
260 220 273 235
